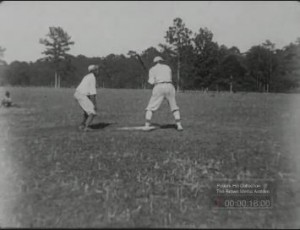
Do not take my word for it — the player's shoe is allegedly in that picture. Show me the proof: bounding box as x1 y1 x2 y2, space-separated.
177 124 184 131
143 124 155 131
78 125 85 130
83 127 94 132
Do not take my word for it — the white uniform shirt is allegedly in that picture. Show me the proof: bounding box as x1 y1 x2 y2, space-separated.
148 63 172 85
3 95 11 103
76 73 97 96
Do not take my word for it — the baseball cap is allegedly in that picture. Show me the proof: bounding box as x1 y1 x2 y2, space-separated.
153 56 164 63
88 65 98 72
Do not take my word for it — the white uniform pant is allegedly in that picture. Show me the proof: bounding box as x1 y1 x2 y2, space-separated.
74 91 96 115
146 83 179 112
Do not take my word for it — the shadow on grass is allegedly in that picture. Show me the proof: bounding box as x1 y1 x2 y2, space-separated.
152 123 177 130
89 122 115 130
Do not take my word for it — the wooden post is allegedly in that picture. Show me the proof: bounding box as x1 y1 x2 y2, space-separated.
54 71 57 88
230 75 233 93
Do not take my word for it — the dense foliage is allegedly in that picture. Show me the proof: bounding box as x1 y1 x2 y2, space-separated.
0 18 299 92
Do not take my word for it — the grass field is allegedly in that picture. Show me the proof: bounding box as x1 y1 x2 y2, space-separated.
0 87 300 228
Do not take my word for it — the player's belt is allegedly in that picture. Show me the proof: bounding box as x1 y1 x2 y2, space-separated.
155 82 172 85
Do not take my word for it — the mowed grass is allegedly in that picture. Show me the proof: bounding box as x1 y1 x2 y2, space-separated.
0 87 300 228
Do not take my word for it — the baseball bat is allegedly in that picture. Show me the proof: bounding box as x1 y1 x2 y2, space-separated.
135 54 148 74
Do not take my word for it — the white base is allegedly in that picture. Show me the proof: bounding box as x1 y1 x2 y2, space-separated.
117 126 156 131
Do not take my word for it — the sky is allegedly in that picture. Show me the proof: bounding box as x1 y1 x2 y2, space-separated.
0 1 300 64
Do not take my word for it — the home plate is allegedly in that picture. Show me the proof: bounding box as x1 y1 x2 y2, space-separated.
117 126 157 131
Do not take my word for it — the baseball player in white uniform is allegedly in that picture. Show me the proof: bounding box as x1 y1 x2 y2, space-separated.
74 65 99 131
0 91 12 108
145 56 183 131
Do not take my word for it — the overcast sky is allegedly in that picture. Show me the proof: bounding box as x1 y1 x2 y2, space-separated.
0 1 299 63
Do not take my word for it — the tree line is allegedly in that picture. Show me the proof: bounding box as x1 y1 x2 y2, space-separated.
0 17 300 93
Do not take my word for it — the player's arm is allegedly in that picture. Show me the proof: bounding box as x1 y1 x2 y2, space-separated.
148 68 155 85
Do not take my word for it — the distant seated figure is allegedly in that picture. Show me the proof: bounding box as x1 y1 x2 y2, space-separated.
1 91 12 108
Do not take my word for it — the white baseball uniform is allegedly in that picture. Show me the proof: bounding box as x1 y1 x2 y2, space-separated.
1 95 12 107
146 63 179 112
74 73 97 115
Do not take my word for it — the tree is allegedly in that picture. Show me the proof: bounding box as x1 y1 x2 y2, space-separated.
164 17 193 91
5 61 31 85
245 41 278 92
39 26 74 88
276 38 300 92
0 46 6 65
218 52 246 92
193 27 220 90
262 40 276 92
246 46 267 92
0 46 7 85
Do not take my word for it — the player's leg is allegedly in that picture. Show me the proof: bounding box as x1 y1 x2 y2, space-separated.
74 92 86 129
79 112 88 130
166 85 183 131
2 101 11 108
74 92 96 131
145 85 164 127
173 110 183 131
6 101 12 107
82 98 96 131
145 110 153 127
83 113 95 132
